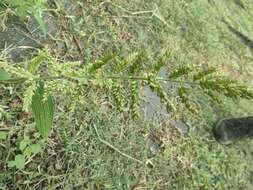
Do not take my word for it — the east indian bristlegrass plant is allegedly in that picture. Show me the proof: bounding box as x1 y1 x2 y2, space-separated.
1 49 253 139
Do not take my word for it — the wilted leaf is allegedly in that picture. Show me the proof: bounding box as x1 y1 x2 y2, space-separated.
31 83 54 139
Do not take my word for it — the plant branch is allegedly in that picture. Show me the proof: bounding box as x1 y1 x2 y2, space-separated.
0 75 199 85
92 124 145 165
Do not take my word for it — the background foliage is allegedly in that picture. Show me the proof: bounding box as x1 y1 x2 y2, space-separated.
0 0 253 189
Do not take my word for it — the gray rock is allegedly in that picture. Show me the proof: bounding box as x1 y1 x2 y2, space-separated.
0 11 58 62
140 67 173 121
140 85 169 121
0 17 42 62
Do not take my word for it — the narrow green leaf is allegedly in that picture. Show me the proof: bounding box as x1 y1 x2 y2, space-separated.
31 83 54 139
16 6 28 20
33 10 47 35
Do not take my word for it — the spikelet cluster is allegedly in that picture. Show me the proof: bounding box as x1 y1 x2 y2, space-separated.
1 49 253 119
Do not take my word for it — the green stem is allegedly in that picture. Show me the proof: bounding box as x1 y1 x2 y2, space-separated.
0 75 199 86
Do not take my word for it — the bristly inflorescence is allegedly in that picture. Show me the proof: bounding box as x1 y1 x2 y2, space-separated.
1 49 253 120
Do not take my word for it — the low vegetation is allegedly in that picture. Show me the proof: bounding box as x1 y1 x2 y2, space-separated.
1 0 253 189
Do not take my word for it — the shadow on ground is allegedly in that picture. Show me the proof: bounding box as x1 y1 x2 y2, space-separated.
223 20 253 52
